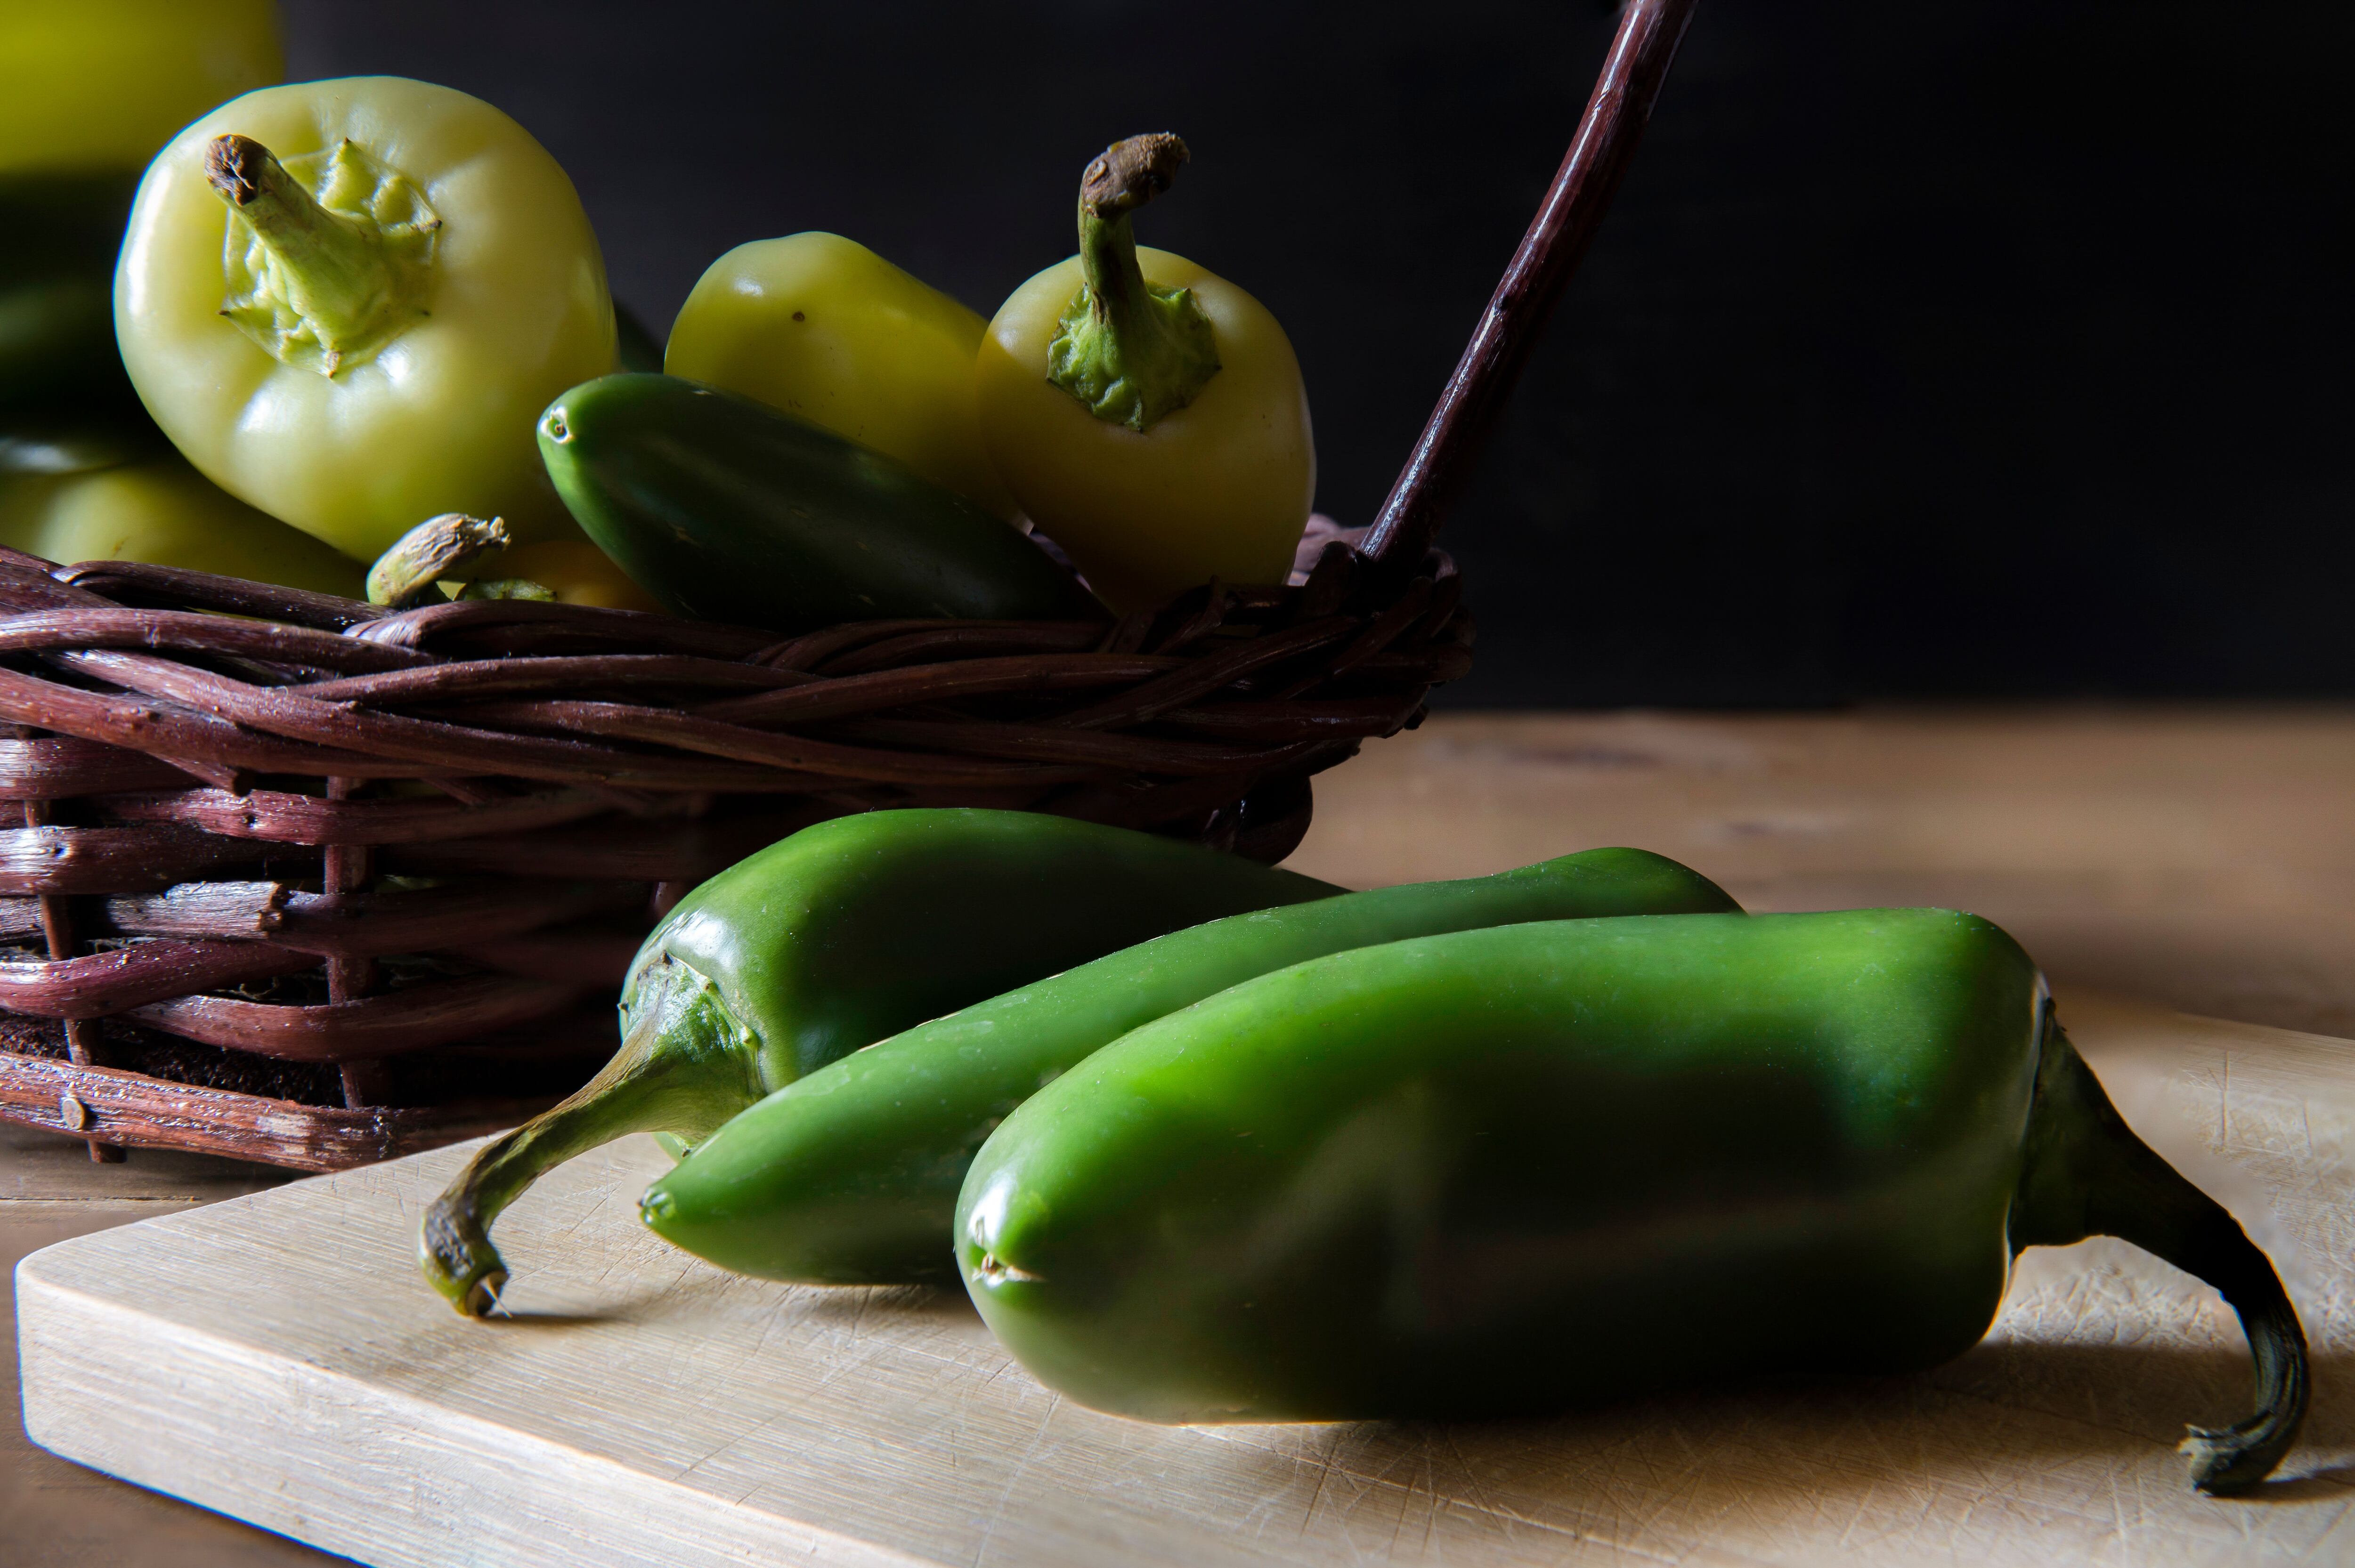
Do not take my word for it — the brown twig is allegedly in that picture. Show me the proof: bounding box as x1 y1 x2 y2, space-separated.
97 786 613 847
0 938 314 1019
130 973 588 1062
0 823 273 895
1361 0 1699 571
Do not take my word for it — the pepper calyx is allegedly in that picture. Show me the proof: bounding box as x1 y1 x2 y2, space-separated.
1046 133 1220 433
207 133 440 378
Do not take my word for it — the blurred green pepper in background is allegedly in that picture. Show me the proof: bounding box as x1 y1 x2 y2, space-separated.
0 1 283 428
0 172 148 425
0 1 283 176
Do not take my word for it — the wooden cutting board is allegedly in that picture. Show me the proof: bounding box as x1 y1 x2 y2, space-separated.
15 993 2354 1566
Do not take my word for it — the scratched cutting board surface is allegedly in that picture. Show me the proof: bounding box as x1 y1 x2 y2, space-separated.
14 994 2355 1567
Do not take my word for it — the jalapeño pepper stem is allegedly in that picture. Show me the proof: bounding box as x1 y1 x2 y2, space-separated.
1046 133 1220 432
2009 1017 2310 1494
418 959 766 1316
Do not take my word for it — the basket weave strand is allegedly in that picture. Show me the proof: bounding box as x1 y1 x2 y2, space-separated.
0 529 1466 1167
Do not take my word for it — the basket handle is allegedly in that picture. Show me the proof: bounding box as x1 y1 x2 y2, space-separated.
1360 0 1700 573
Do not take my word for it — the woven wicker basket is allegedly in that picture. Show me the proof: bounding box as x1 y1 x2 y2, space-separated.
0 0 1691 1169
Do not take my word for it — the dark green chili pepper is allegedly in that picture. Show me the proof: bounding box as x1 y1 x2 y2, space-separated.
420 808 1336 1315
956 909 2307 1495
536 373 1104 633
639 847 1741 1285
0 171 148 426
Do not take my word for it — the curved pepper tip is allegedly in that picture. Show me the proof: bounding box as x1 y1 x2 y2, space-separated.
1080 134 1189 219
2178 1300 2310 1494
2183 1428 2266 1496
203 133 272 206
418 1196 510 1319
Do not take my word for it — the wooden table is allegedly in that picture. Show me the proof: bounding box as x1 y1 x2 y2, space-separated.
1290 709 2355 1038
8 708 2354 1564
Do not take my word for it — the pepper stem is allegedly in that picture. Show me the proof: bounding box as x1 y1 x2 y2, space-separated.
206 133 439 377
2009 1016 2310 1493
367 513 512 608
1045 134 1220 432
417 959 768 1317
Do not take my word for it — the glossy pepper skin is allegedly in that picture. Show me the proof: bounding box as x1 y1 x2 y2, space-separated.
420 808 1337 1315
641 847 1740 1285
115 76 617 558
666 233 1020 521
977 137 1314 613
1 450 364 596
959 910 2307 1494
538 373 1101 632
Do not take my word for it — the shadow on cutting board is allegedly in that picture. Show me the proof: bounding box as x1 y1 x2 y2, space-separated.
1248 1341 2355 1514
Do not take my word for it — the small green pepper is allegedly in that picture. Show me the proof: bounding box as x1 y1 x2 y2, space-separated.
640 848 1740 1285
957 910 2307 1495
538 373 1104 632
420 808 1336 1315
0 172 146 426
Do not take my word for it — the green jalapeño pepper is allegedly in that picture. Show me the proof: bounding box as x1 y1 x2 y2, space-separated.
957 910 2308 1495
421 808 1336 1315
640 848 1739 1285
538 373 1104 632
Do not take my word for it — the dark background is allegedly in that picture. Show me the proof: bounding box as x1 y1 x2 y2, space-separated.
283 1 2355 707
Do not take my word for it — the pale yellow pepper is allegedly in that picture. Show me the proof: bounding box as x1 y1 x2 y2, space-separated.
664 233 1020 520
114 76 617 560
975 137 1314 613
3 453 365 597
